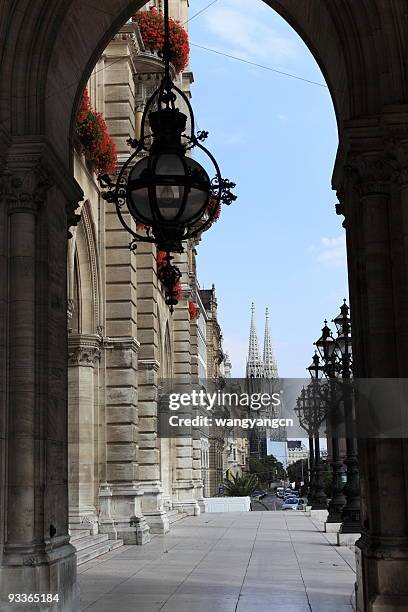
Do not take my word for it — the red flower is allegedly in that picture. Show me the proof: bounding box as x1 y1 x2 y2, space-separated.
156 250 167 271
76 88 117 176
207 193 221 222
133 8 189 73
189 300 198 321
174 280 183 301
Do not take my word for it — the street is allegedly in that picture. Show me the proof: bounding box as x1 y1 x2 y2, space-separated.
251 494 284 512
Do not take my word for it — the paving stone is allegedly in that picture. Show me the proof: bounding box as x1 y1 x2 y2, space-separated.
79 511 356 611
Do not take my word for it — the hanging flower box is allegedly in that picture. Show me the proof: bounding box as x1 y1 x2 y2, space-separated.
174 280 182 301
156 250 167 271
207 193 221 222
189 300 199 321
132 8 189 74
76 89 117 176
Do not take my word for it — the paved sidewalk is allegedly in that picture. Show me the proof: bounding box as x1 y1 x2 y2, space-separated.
78 512 356 612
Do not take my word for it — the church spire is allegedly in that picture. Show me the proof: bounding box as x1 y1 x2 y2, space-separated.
263 307 278 379
246 303 264 378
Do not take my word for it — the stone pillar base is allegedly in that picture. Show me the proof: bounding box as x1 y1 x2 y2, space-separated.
98 483 150 544
337 532 360 547
197 498 208 514
100 516 151 545
172 500 200 516
356 541 408 612
325 521 342 533
310 509 328 522
144 510 170 534
69 506 98 535
0 544 78 612
371 595 408 611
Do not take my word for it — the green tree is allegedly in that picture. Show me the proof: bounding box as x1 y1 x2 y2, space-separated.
287 459 309 488
249 454 284 486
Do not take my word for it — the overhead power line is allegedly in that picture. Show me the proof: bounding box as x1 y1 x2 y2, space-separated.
185 0 220 25
191 43 328 88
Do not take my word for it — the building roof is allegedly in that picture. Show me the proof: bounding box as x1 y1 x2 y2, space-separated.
199 287 215 311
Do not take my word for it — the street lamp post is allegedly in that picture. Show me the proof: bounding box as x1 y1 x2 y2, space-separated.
315 322 346 524
306 362 329 510
297 389 315 505
332 300 360 533
295 382 327 510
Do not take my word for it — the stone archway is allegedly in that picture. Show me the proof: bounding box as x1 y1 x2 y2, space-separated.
67 200 102 535
1 1 408 610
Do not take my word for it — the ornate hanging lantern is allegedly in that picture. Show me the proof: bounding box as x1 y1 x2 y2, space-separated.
99 0 236 310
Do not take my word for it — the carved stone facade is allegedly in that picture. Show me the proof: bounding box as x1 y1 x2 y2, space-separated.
66 3 232 545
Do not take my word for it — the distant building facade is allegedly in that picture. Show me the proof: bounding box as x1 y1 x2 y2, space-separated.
287 441 309 466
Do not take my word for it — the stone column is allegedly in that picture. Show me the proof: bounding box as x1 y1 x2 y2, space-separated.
0 150 81 611
98 202 150 545
68 334 101 534
136 242 169 534
171 252 200 515
189 287 206 512
337 140 408 611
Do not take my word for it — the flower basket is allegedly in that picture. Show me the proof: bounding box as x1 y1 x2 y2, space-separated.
207 193 221 222
156 250 167 271
132 8 189 74
174 280 182 301
76 89 117 176
189 300 198 321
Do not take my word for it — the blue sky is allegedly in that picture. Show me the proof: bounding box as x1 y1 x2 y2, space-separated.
188 0 348 377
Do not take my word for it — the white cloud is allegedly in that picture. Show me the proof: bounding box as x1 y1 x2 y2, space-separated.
312 235 347 269
202 2 297 65
275 113 288 122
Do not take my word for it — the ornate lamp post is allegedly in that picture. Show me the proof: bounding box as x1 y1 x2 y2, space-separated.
99 0 236 310
332 300 360 533
306 356 329 510
296 388 315 505
315 321 346 524
295 381 327 510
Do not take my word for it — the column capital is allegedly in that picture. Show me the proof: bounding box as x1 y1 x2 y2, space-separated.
3 138 83 234
1 165 53 215
385 138 408 187
344 154 397 196
68 334 102 367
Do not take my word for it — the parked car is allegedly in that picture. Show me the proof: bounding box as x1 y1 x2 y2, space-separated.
282 497 300 510
284 492 299 500
252 489 267 500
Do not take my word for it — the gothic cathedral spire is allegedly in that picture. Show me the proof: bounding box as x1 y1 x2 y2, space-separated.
246 303 264 378
263 307 278 379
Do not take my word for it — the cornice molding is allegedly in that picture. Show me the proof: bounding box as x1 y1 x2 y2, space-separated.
103 336 140 352
139 358 160 372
